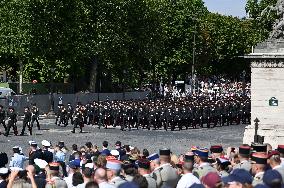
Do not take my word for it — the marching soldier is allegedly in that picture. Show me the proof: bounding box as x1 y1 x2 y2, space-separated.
4 107 18 137
31 103 40 130
20 107 32 136
72 106 83 133
66 102 74 126
0 105 6 133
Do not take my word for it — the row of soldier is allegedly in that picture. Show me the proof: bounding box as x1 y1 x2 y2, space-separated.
55 96 251 132
2 140 284 188
0 104 40 136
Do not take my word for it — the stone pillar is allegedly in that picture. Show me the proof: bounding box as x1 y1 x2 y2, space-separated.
243 40 284 148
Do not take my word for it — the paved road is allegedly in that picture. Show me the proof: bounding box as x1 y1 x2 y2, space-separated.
0 119 247 157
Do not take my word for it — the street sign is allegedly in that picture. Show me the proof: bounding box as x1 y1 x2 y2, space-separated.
269 97 278 106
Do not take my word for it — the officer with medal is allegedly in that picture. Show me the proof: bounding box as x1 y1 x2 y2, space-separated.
151 149 178 188
251 152 268 186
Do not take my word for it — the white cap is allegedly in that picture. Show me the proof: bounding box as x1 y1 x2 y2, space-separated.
29 141 37 146
85 163 94 169
34 159 48 169
12 146 20 149
42 140 51 147
10 167 23 171
110 150 119 156
0 168 8 174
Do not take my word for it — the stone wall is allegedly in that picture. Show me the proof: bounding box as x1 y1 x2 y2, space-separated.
243 58 284 148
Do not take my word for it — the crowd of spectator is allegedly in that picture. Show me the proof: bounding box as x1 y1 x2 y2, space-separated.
0 139 283 188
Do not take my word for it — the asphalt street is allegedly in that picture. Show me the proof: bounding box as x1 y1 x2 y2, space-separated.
0 119 247 157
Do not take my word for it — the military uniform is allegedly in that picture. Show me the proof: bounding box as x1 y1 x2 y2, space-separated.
192 163 217 179
143 174 157 188
233 160 251 172
31 104 40 130
109 176 127 188
4 108 17 136
0 106 6 132
20 107 32 135
152 164 178 188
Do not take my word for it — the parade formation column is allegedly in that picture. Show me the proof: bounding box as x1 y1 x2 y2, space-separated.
243 40 284 148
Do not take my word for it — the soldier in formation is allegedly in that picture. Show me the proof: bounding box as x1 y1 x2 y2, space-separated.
53 95 250 133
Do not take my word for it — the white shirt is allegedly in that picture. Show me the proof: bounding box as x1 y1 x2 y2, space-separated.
64 173 74 188
99 181 115 188
9 153 28 169
176 173 200 188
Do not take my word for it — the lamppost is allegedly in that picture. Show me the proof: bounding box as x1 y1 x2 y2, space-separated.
123 69 126 100
191 19 197 95
242 70 246 96
49 68 55 115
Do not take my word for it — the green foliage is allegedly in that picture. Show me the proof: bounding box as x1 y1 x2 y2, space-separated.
0 0 277 90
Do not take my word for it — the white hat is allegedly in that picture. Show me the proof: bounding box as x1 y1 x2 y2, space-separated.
85 163 94 169
10 167 23 171
29 141 37 146
34 159 48 169
42 140 51 147
12 146 20 149
110 150 119 156
0 168 8 174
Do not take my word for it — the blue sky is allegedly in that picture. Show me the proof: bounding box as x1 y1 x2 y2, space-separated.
203 0 247 17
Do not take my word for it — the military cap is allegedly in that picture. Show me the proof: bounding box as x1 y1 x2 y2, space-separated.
135 159 150 169
147 153 159 161
42 140 51 147
34 159 48 169
184 154 194 162
195 148 209 158
210 145 223 153
268 150 280 158
251 144 267 153
239 145 251 155
251 153 268 164
277 145 284 154
159 149 171 156
216 157 231 166
0 168 9 175
29 141 37 147
49 162 60 171
106 160 122 171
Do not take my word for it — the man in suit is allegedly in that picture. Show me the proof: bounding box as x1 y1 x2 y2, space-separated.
101 141 111 156
152 149 178 188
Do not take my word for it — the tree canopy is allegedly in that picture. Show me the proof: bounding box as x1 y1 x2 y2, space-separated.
0 0 277 91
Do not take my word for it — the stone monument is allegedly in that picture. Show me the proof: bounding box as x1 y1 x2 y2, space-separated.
243 0 284 148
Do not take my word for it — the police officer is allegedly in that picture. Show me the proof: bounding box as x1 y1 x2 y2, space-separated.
4 107 17 137
20 107 32 136
31 103 40 130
